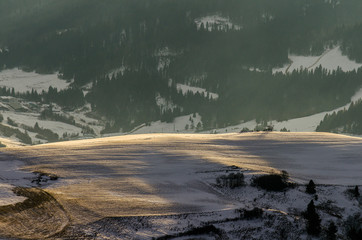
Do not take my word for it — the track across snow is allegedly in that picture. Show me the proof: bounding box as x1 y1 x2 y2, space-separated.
273 46 362 74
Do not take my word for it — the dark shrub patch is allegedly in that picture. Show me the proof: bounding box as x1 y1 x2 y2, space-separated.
216 172 244 189
306 180 316 194
344 213 362 240
242 207 263 220
155 225 223 240
252 174 290 191
304 200 321 236
347 186 360 199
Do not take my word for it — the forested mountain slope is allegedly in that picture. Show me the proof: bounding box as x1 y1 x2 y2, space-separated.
1 0 362 133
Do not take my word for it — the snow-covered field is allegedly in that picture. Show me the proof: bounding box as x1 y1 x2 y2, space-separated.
273 46 362 74
0 132 361 239
0 68 70 93
2 111 82 136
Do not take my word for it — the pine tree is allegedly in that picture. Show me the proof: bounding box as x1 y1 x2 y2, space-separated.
326 221 337 240
306 180 316 194
304 200 321 236
354 186 360 198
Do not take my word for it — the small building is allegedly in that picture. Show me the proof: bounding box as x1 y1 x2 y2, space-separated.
7 98 26 111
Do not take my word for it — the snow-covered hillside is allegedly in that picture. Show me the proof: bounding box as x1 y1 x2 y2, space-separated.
1 133 361 239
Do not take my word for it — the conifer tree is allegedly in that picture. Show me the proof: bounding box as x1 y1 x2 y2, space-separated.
306 180 316 194
354 186 360 198
326 221 337 240
304 200 321 236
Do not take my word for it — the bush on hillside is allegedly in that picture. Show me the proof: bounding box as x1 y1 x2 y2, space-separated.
344 213 362 240
306 180 316 194
304 200 321 236
252 173 292 191
216 172 244 189
242 207 263 220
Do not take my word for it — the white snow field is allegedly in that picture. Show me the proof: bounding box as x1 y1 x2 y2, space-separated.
0 132 361 239
0 68 70 93
273 46 362 74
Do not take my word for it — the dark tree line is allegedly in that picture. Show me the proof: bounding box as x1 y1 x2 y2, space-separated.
317 99 362 134
0 86 84 108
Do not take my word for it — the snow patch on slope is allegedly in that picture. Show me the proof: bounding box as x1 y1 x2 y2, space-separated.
2 112 82 137
0 160 34 206
154 47 180 71
108 65 128 78
177 83 219 100
0 68 70 93
273 46 362 74
155 94 178 113
195 15 242 31
130 113 202 134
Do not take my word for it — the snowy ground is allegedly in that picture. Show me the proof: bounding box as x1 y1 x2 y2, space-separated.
0 159 34 206
0 68 70 93
2 111 82 136
0 132 360 239
273 46 362 74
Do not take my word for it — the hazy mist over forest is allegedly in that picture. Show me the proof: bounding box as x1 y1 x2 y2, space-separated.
1 0 362 142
